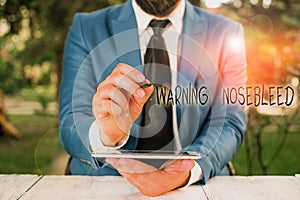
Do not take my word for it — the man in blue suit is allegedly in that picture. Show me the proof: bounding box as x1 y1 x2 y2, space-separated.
59 0 247 196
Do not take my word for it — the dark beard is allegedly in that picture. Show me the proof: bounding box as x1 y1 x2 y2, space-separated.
135 0 180 17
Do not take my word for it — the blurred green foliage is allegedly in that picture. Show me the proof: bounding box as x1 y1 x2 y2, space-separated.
0 0 127 94
0 58 19 94
0 115 62 174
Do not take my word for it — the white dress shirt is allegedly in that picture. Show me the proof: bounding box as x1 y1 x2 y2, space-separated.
89 0 203 187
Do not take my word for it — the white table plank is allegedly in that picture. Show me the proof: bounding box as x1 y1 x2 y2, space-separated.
21 176 207 200
0 174 40 200
203 176 300 200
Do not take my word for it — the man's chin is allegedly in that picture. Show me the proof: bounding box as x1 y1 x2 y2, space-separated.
135 0 180 17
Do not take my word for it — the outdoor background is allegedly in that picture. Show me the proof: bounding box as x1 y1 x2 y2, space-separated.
0 0 299 176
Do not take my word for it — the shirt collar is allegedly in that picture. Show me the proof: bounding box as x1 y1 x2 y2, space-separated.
132 0 185 33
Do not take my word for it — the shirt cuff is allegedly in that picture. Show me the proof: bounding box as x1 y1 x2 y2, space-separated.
89 120 129 152
180 161 203 189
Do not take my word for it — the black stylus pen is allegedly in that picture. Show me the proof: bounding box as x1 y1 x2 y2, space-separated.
138 81 152 88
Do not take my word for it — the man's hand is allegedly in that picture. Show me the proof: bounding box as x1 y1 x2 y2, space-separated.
92 63 153 146
106 158 194 197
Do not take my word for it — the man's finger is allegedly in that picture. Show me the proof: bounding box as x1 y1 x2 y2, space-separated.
131 84 154 109
113 63 145 83
118 169 178 197
104 74 143 98
106 158 157 173
163 159 194 174
93 99 122 120
95 84 129 111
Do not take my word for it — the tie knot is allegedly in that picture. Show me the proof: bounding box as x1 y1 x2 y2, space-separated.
149 19 170 35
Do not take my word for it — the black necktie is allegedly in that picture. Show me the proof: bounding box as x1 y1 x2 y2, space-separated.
137 19 174 151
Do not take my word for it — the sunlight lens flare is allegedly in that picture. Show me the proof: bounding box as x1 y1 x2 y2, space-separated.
205 0 222 8
228 37 244 51
205 0 232 8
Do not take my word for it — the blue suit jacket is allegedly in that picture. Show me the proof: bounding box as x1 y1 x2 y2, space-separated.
59 0 247 184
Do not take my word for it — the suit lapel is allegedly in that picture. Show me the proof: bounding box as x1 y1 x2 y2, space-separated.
109 0 142 69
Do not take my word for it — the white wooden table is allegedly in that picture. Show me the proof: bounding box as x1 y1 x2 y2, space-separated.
1 175 299 200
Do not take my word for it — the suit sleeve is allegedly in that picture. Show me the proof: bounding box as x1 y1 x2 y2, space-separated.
59 13 100 170
184 23 248 184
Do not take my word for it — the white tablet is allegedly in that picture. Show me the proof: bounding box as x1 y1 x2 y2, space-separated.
92 150 201 160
